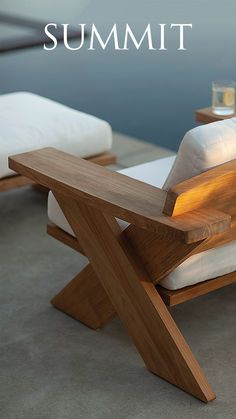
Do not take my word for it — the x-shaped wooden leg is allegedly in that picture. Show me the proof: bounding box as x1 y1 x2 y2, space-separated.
51 264 116 329
52 191 216 403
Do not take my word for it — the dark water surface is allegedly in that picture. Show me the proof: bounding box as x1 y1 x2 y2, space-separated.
0 0 236 151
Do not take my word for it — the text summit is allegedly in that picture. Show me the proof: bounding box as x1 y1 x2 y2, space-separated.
44 23 193 51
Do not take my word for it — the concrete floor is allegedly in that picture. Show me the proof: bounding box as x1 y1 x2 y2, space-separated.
0 134 235 419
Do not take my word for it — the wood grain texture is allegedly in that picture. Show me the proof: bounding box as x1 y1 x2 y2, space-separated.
54 192 215 402
195 107 236 124
164 159 236 217
1 152 115 192
51 264 116 329
157 272 236 306
32 153 116 193
9 147 231 243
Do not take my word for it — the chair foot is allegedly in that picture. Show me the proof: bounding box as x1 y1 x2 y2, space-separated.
51 264 116 329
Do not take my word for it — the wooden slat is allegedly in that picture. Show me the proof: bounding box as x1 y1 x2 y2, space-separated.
9 147 231 243
157 272 236 307
163 159 236 217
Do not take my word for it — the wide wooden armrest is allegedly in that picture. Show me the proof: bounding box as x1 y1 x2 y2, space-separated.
9 147 231 244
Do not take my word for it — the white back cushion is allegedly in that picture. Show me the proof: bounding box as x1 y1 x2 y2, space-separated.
163 118 236 190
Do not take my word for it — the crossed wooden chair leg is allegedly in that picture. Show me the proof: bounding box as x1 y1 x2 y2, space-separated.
50 192 216 403
51 264 116 329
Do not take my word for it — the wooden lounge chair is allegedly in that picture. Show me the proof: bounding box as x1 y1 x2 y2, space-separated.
8 120 236 403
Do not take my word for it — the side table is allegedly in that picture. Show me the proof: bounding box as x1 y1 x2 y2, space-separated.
195 107 236 124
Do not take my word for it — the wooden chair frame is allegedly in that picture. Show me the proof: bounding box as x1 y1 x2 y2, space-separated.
8 147 236 403
0 151 116 192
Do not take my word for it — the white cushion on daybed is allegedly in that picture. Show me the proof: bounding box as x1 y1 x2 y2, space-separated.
0 92 112 179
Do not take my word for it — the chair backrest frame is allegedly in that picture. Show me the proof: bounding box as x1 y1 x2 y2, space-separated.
164 159 236 217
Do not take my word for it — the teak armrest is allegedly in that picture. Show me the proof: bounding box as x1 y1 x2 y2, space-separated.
164 159 236 217
8 147 231 244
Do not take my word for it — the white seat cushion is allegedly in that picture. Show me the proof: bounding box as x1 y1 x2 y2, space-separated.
163 118 236 190
48 154 236 291
160 241 236 290
0 92 112 179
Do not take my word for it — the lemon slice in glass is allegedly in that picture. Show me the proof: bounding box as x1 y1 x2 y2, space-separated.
224 89 235 106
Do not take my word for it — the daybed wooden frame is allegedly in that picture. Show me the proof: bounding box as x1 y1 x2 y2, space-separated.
9 147 236 403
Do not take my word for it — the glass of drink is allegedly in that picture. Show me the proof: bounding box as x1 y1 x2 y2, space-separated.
212 81 235 116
